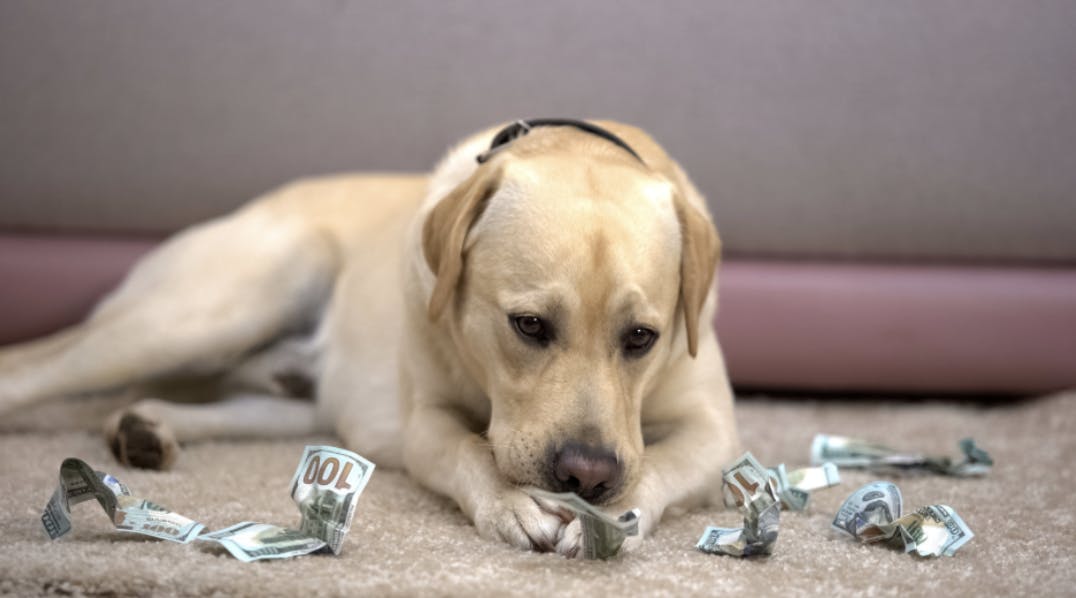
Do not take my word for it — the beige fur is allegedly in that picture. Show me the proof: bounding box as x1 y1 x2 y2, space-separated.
0 121 739 556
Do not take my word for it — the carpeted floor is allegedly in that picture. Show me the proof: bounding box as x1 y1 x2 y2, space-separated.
0 391 1073 597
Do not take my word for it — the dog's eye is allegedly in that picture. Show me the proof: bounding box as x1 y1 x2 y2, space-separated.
623 327 658 358
512 315 551 346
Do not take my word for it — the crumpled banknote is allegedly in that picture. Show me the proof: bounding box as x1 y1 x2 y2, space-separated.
812 435 992 476
41 445 374 562
767 462 840 510
525 488 639 560
720 461 841 512
201 445 375 561
832 481 974 557
41 457 205 543
698 452 780 557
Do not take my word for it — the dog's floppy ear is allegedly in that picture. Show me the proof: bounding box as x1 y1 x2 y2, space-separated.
672 193 721 357
422 164 503 321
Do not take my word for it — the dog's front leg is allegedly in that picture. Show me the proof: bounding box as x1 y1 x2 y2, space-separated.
403 403 570 552
611 341 741 548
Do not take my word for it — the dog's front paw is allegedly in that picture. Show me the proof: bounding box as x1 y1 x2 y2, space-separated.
104 400 179 470
552 509 647 558
554 518 583 558
473 488 573 553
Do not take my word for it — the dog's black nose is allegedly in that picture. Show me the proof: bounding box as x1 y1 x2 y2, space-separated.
552 442 622 503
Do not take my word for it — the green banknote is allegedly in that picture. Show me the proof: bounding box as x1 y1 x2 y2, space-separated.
193 445 376 561
41 458 113 541
40 445 374 562
113 495 206 543
525 489 639 560
698 452 780 557
198 522 329 562
811 435 992 476
767 462 840 511
41 458 204 543
292 445 374 554
722 460 841 511
831 481 903 538
832 481 974 557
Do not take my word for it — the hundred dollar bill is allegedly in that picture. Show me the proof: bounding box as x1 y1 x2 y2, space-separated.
781 462 841 492
525 489 639 560
41 458 203 543
833 482 973 557
860 505 974 557
198 522 329 562
697 526 747 556
41 445 374 562
200 445 375 561
812 435 992 476
722 460 840 511
289 445 375 554
767 462 840 511
113 496 206 543
699 452 780 557
831 481 903 538
42 458 115 540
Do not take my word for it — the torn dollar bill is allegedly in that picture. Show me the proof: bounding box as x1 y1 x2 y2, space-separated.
289 445 374 555
832 480 903 538
699 452 780 557
41 457 204 543
771 462 841 510
832 481 974 557
525 489 639 560
198 522 332 563
41 445 374 562
811 435 992 476
722 461 840 511
199 445 375 560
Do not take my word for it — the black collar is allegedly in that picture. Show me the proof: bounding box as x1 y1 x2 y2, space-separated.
476 118 645 165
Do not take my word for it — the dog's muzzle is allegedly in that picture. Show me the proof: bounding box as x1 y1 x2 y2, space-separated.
547 441 623 504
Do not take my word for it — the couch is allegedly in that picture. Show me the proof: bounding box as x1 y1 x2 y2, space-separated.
2 1 1074 394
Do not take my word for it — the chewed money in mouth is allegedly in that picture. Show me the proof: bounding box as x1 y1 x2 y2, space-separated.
40 445 375 562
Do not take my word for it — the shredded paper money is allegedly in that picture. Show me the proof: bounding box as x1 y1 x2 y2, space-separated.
698 452 780 557
526 489 639 560
41 445 374 562
812 435 992 476
721 461 841 512
832 482 974 557
768 462 841 510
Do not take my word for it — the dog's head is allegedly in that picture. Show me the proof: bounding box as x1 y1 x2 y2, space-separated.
422 125 719 504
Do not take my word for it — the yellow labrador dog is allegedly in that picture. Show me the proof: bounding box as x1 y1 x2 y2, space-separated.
0 119 739 555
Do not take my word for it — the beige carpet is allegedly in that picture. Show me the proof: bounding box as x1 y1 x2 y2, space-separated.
1 392 1073 597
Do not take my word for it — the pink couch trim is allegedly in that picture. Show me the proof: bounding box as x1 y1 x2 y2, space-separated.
0 233 156 343
716 260 1076 394
2 233 1074 394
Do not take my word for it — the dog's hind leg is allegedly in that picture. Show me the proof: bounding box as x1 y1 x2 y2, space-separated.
104 393 324 469
0 207 338 418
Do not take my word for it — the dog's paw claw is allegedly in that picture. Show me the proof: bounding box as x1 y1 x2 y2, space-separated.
474 489 568 553
106 409 178 470
555 518 583 558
